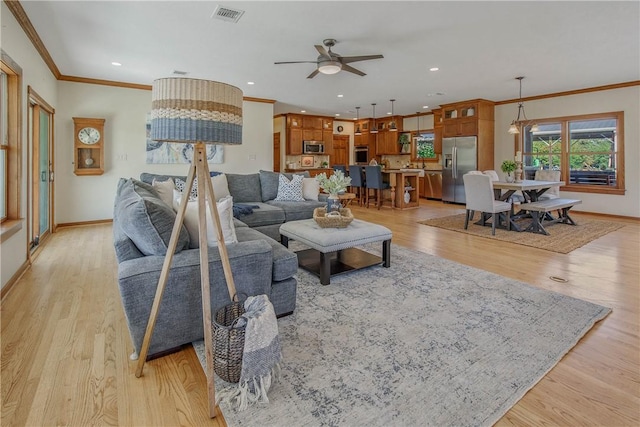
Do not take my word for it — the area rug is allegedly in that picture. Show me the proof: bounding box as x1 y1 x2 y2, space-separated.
194 242 610 426
419 214 625 254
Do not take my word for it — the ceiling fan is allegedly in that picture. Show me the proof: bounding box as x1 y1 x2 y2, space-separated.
274 39 384 79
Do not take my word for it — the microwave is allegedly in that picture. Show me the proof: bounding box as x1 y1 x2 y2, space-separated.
303 140 325 154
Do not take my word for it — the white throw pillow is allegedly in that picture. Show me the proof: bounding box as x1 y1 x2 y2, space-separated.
173 190 237 248
152 178 175 208
274 174 305 201
211 174 231 201
302 177 320 201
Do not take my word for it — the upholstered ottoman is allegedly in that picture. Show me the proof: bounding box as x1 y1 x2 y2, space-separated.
280 219 392 285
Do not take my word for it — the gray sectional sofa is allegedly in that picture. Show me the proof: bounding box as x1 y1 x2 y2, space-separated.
114 171 326 358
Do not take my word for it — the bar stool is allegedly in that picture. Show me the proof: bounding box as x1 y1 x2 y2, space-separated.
364 166 390 209
348 165 365 207
333 165 348 176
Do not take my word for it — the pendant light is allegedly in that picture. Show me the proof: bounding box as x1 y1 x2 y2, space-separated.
508 76 539 134
370 103 378 134
354 106 362 136
389 99 398 131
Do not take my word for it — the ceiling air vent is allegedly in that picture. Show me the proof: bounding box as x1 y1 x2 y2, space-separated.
172 70 188 76
211 5 245 23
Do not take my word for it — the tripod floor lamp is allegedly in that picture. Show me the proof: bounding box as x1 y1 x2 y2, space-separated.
134 77 243 418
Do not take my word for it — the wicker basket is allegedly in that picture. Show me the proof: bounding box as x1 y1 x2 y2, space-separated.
313 207 354 228
212 301 246 383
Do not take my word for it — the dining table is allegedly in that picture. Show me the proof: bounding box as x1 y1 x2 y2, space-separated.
493 180 565 203
491 180 565 231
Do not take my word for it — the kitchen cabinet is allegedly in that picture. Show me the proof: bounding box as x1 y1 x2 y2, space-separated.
303 116 323 129
303 129 323 141
288 128 303 155
438 99 495 171
441 99 494 138
420 172 442 200
374 116 403 155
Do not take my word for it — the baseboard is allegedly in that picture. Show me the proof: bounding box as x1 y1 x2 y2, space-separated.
56 218 113 228
1 259 30 301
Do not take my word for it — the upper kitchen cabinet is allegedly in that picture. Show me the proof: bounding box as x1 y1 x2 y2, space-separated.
441 99 494 138
303 116 323 130
374 116 404 155
286 115 303 155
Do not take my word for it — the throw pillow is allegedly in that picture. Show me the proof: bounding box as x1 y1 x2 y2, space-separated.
211 173 231 201
173 191 238 248
116 178 190 256
152 178 175 208
302 177 320 201
274 174 305 202
175 177 198 201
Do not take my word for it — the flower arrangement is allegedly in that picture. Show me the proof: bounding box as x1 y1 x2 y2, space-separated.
316 170 351 196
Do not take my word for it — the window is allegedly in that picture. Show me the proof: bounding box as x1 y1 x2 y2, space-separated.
412 131 436 163
0 51 22 239
521 112 624 194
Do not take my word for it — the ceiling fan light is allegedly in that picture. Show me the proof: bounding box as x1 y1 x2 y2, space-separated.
508 122 520 134
318 60 342 75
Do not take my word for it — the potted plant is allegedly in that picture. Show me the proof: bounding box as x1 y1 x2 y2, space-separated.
398 134 410 153
321 161 329 168
316 170 352 213
501 160 517 182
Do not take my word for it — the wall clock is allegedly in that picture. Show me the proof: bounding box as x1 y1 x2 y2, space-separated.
73 117 105 175
337 125 344 133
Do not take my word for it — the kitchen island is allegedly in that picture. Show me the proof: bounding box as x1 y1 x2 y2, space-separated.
381 169 422 209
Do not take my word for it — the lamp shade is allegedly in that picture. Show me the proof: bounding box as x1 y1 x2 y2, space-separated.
151 78 243 144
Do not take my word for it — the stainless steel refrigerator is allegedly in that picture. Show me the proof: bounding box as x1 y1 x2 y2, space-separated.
442 136 477 204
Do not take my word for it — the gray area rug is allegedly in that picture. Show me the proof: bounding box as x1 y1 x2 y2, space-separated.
194 242 610 426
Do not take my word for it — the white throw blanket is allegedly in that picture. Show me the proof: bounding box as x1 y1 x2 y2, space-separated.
216 294 282 410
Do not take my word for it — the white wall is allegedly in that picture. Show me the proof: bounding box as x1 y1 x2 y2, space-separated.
55 81 274 223
494 86 640 217
1 3 58 289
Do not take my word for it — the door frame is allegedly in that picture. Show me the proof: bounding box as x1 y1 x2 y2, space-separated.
27 87 55 261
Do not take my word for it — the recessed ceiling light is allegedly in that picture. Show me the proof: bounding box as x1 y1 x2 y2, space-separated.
335 113 340 117
423 105 429 109
337 94 344 98
247 81 255 85
111 62 122 66
429 67 439 71
301 110 306 113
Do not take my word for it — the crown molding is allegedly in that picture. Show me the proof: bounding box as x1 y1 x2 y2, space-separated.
4 0 60 78
495 80 640 105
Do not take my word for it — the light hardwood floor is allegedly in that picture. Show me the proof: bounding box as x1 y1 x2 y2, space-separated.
2 200 638 426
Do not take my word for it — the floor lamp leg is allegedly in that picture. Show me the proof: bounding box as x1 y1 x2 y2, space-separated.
135 161 197 378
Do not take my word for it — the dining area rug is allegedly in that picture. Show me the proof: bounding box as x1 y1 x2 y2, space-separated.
194 242 610 426
418 213 625 254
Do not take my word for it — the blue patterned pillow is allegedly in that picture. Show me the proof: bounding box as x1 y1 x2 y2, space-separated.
175 177 198 201
274 174 305 201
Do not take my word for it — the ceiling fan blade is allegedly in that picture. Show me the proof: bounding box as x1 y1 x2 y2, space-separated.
341 64 366 77
314 44 330 58
341 54 384 64
306 69 320 79
274 61 318 65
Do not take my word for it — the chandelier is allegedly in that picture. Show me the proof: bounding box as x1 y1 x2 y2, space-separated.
508 76 539 134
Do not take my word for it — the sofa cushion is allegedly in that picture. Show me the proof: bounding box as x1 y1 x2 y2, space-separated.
274 174 305 202
302 177 320 201
266 199 326 222
152 178 175 207
235 202 286 228
116 178 190 256
260 170 310 202
173 191 238 248
235 227 298 282
225 173 262 203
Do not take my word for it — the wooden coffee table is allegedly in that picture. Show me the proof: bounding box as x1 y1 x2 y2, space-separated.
279 219 392 285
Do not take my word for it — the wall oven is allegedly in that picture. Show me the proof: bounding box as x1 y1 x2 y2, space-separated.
303 140 325 154
354 146 369 165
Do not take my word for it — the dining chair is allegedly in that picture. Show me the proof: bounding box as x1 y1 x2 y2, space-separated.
535 169 561 200
364 166 390 209
484 169 524 203
348 165 366 207
333 165 348 176
463 173 511 235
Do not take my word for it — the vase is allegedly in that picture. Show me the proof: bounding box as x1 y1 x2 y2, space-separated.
506 172 515 183
327 196 341 214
